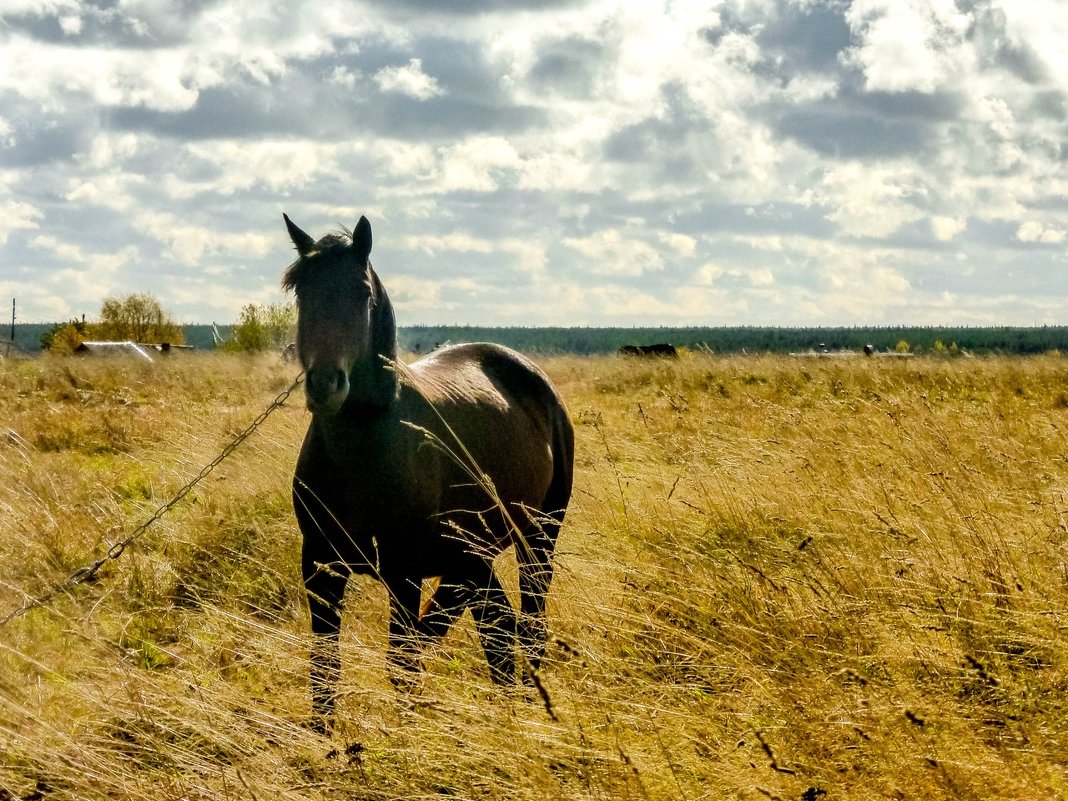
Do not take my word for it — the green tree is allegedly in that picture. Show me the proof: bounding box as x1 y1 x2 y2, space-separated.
91 293 184 344
224 303 296 353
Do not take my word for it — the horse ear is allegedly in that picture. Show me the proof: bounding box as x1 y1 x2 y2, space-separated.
284 213 316 256
353 216 372 259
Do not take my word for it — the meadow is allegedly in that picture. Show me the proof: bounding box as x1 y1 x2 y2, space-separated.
1 351 1067 800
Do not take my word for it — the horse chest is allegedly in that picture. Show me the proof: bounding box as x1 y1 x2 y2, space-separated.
300 416 443 529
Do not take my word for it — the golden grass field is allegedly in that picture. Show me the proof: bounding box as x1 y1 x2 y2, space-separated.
2 351 1067 800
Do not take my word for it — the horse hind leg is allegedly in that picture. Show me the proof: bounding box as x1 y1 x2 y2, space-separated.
517 518 560 680
469 565 519 685
518 409 573 679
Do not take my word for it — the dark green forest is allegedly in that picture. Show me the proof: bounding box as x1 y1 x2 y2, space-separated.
9 323 1068 356
394 325 1068 356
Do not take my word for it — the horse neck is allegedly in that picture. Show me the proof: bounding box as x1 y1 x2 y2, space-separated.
346 265 399 411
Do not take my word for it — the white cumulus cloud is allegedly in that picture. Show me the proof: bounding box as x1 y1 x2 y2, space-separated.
1017 221 1066 245
373 58 444 100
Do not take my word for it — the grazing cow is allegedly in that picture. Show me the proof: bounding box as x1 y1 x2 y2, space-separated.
619 343 679 358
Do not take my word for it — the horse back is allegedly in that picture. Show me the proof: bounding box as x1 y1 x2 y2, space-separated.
404 343 572 525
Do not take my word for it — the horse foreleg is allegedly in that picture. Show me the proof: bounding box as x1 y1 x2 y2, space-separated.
304 556 350 732
517 525 558 679
385 576 424 690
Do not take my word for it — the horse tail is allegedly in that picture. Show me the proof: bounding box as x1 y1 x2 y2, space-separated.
544 402 575 535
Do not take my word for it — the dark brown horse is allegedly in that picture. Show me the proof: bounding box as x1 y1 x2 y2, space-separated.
281 214 574 729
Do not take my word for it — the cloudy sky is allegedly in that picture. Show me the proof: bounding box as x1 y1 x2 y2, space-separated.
1 0 1066 327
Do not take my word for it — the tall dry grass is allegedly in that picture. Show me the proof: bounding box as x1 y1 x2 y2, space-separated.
2 351 1067 799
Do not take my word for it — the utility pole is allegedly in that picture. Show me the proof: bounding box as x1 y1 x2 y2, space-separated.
9 298 14 342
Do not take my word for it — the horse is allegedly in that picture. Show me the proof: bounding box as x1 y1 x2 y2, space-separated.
281 213 575 729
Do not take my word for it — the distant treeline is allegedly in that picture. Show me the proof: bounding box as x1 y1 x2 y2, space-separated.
9 323 1068 356
397 325 1068 356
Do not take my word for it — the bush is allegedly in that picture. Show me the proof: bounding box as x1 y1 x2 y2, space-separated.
40 320 87 354
220 303 295 353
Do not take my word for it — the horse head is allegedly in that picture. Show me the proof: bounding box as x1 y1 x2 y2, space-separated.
282 214 397 414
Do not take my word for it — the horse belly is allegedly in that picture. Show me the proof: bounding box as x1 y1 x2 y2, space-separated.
437 415 555 549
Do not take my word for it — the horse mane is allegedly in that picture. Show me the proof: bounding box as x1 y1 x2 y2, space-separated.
281 228 356 294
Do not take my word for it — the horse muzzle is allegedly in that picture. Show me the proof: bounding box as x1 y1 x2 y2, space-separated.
305 367 349 414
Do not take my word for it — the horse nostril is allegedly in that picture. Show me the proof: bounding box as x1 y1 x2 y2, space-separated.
307 368 348 404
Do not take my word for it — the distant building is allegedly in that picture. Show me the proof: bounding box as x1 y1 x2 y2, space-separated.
74 341 194 361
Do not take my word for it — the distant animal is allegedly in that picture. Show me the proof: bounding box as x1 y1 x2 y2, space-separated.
281 213 575 729
619 343 678 358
